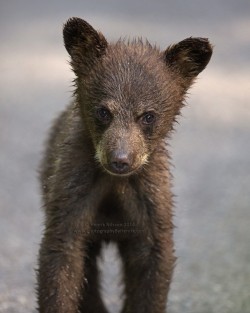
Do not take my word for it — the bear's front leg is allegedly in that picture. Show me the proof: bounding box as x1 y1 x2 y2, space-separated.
119 233 175 313
37 215 90 313
118 204 175 313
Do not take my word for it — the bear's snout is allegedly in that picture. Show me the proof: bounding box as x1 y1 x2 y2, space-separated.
109 151 131 175
95 129 148 176
103 147 138 176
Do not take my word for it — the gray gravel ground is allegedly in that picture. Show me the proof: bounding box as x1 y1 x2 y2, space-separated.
0 1 250 312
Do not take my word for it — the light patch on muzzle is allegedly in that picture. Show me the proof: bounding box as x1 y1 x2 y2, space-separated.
95 141 105 166
95 137 149 176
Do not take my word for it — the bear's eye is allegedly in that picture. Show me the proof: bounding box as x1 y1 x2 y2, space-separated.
96 107 112 124
141 112 156 125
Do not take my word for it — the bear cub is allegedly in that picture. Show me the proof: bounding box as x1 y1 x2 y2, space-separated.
37 17 212 313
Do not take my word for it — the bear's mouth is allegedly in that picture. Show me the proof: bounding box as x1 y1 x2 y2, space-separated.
102 163 139 177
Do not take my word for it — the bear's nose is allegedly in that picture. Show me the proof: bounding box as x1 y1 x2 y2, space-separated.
110 153 130 174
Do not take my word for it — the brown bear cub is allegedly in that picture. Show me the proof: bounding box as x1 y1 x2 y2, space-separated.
37 17 212 313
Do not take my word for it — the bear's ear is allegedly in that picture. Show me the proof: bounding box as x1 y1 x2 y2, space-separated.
164 37 213 80
63 17 108 73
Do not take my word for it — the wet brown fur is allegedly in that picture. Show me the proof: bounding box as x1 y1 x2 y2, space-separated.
37 17 212 313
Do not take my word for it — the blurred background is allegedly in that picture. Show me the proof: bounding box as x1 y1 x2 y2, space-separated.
0 1 249 312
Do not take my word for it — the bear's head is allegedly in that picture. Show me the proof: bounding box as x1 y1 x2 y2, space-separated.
63 18 212 176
